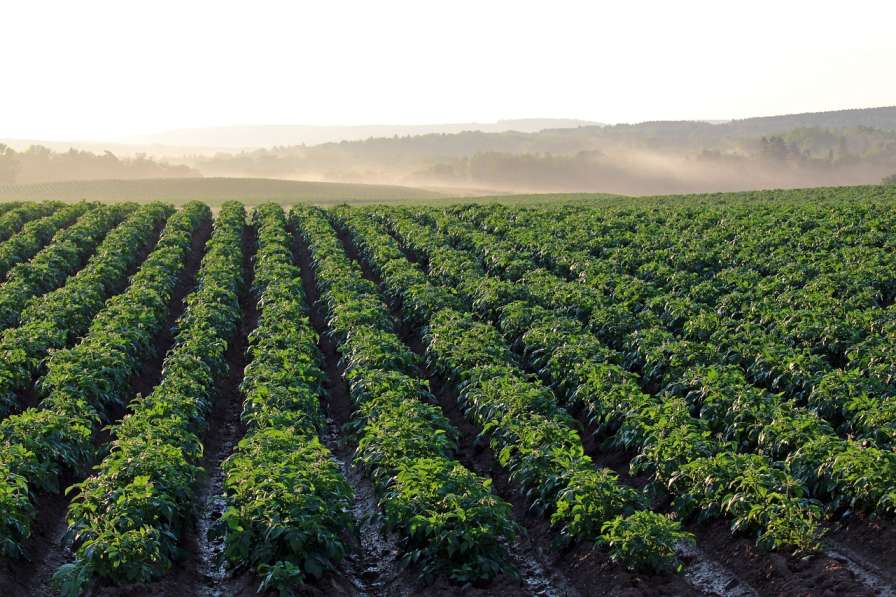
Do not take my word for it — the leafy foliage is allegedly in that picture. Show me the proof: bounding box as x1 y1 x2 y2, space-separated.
0 203 182 559
216 204 353 594
337 207 688 571
599 511 694 574
295 206 516 583
51 202 240 593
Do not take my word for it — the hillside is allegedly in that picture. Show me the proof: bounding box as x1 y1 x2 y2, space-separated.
124 118 601 149
185 106 896 195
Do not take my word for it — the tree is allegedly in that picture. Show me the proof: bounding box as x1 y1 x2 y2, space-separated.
882 173 896 186
0 145 20 184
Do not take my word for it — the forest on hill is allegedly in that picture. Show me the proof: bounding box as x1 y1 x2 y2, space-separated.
186 106 896 194
4 107 896 195
0 144 198 184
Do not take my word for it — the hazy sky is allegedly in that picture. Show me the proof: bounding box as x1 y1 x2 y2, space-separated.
2 0 895 141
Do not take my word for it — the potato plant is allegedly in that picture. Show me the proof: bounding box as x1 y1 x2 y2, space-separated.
0 191 889 593
388 207 825 552
52 202 242 593
337 208 689 573
0 201 92 279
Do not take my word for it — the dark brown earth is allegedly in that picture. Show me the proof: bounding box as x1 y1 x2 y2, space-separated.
293 219 420 597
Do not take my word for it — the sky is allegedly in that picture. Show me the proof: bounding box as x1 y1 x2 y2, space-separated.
1 0 895 141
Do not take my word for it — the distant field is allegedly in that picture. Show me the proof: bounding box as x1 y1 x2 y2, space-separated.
0 177 449 206
2 177 893 209
0 177 628 206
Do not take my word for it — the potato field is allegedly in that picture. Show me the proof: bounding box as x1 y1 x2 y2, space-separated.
0 189 894 596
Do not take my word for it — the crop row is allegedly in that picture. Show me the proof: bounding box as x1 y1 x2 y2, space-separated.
54 202 244 593
0 203 205 562
0 202 94 279
467 201 894 333
0 201 64 243
421 208 896 516
0 203 21 217
333 208 693 573
365 208 824 553
458 205 896 448
295 206 520 581
0 204 153 418
0 203 133 332
216 204 353 593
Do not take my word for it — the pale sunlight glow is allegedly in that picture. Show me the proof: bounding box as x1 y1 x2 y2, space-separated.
1 0 894 140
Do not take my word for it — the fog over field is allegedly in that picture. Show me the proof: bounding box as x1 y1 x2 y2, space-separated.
1 1 894 196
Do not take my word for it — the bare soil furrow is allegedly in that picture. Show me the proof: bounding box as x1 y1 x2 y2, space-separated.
292 223 414 597
181 221 259 597
831 517 896 585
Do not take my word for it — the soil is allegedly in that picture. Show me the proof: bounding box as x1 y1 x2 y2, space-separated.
293 221 417 597
168 221 259 597
689 519 878 597
0 215 212 597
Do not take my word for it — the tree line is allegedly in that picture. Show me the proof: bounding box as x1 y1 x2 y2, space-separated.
0 145 199 185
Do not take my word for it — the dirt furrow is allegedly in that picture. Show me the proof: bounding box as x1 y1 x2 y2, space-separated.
87 219 257 597
831 516 896 586
824 547 895 597
292 223 414 597
180 221 259 597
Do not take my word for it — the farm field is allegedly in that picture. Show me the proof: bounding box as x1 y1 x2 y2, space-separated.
0 178 448 207
0 188 893 596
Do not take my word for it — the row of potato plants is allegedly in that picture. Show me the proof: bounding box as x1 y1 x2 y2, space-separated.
453 206 834 368
459 204 896 449
376 208 825 553
0 202 21 217
0 204 153 418
434 208 896 513
465 200 894 348
436 208 896 512
293 206 519 582
560 204 894 388
428 207 896 492
0 203 133 331
334 208 693 574
0 202 94 279
0 203 205 562
216 204 354 593
0 201 64 243
53 202 245 594
440 205 896 424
